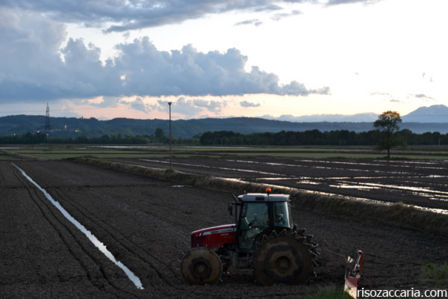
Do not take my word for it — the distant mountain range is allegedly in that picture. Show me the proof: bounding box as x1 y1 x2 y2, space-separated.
0 105 447 138
265 113 378 122
402 105 448 123
267 105 448 123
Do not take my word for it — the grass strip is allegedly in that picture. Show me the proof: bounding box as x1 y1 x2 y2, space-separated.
0 149 41 160
420 263 448 287
73 157 448 237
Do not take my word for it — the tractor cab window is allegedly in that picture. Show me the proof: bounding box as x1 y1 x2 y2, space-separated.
238 202 269 250
273 202 292 228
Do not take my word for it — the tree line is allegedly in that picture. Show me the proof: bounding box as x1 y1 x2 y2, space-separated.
199 129 447 146
1 128 447 146
0 130 197 145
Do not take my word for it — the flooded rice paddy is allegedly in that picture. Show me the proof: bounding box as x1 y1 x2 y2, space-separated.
127 157 448 212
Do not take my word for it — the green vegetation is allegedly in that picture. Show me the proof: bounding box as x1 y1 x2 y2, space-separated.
3 124 448 151
199 129 448 147
3 144 448 160
421 263 448 287
0 132 199 145
304 285 351 299
374 111 403 159
0 152 17 160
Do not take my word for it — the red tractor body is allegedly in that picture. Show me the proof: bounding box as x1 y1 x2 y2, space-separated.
191 224 236 249
181 191 321 285
182 191 362 288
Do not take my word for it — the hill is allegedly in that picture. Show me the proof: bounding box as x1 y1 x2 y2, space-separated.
1 115 448 138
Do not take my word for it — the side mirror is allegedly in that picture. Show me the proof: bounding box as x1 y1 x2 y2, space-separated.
228 203 233 216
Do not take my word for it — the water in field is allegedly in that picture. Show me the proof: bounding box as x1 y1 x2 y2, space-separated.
12 163 144 290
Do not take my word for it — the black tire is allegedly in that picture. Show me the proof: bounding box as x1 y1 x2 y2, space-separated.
181 247 222 284
253 229 318 285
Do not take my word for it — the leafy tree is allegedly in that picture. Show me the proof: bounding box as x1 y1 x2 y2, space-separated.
154 127 168 143
373 111 403 159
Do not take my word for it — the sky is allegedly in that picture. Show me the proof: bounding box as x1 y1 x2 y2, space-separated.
1 0 447 120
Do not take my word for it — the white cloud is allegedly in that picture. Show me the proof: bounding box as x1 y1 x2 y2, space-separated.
0 11 327 102
234 19 263 26
192 99 224 113
240 101 260 108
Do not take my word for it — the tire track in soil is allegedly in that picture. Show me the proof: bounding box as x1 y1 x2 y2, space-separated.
46 192 252 298
37 172 310 298
49 194 333 298
47 188 238 298
12 170 139 299
49 187 185 296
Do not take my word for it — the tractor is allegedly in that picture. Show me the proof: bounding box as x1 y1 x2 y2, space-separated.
180 188 320 285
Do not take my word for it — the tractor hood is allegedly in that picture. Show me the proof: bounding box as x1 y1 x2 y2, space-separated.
192 224 236 236
191 224 236 249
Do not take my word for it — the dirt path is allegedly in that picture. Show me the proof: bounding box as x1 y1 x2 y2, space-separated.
1 160 447 298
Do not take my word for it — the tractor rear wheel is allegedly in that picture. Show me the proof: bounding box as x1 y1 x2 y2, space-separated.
181 247 222 284
253 229 318 285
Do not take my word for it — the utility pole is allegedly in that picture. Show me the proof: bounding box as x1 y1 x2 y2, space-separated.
45 103 51 131
168 102 172 168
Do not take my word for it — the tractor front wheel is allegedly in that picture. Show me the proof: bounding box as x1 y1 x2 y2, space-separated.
181 247 222 284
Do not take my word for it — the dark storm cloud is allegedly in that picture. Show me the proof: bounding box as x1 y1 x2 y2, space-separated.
1 0 295 32
130 97 148 111
0 10 328 102
1 0 379 32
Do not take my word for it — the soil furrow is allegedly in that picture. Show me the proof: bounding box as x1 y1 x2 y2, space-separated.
50 187 183 293
12 170 138 299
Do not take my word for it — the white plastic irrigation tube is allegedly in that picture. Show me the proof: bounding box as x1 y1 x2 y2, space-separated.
12 163 144 290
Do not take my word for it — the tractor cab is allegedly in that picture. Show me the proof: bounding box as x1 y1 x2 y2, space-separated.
232 189 293 250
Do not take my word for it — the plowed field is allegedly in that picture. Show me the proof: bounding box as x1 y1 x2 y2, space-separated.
1 160 447 298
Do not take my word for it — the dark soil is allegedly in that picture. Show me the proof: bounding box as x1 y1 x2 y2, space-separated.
1 160 447 298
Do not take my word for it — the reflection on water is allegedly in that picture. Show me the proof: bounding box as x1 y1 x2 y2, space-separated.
329 184 380 190
141 159 284 176
171 185 186 188
0 146 22 150
141 158 448 204
215 176 448 215
229 158 445 173
297 180 321 185
12 163 144 290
